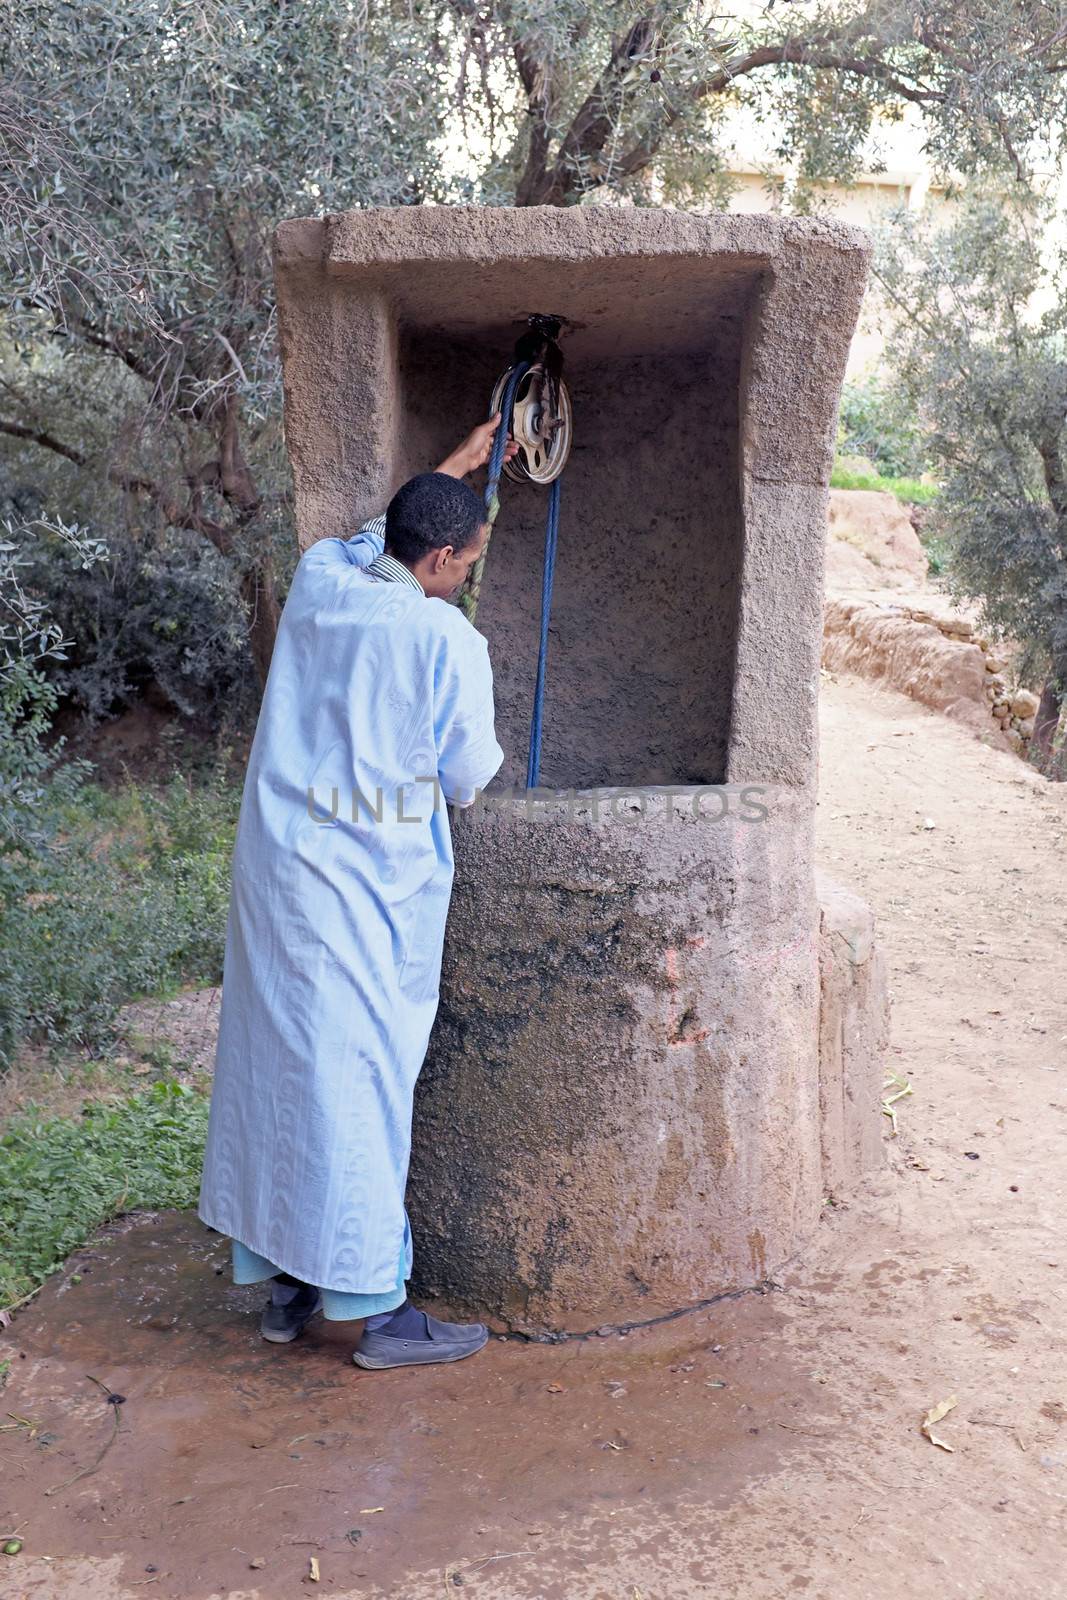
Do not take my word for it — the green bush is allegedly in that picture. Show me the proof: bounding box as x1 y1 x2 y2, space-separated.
10 518 258 725
0 1080 208 1308
1 516 103 853
0 769 237 1065
837 376 931 480
1 516 238 1067
0 660 89 854
921 532 952 578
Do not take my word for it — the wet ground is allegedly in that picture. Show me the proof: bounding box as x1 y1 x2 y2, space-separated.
3 672 1067 1598
1 1212 809 1598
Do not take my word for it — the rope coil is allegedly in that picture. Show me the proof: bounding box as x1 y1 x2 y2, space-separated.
460 358 561 791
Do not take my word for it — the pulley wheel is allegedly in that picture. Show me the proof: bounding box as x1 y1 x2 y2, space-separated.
490 362 572 485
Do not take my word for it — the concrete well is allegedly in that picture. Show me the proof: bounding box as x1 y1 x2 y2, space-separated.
274 207 883 1333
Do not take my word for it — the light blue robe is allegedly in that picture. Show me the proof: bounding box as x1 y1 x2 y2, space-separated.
198 520 503 1293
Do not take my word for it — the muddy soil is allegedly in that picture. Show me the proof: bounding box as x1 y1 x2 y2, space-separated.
2 670 1066 1600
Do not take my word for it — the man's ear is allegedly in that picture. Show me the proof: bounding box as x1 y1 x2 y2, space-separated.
434 545 455 571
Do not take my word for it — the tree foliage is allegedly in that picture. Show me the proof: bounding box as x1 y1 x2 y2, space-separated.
0 1 453 689
1 1 1066 709
0 516 106 852
447 2 1067 208
876 195 1067 774
837 374 930 478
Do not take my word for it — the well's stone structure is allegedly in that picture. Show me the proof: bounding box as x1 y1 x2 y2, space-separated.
274 207 885 1334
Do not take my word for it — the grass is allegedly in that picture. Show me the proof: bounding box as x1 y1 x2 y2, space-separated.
830 465 941 506
0 1079 209 1310
0 761 231 1310
1 766 238 1066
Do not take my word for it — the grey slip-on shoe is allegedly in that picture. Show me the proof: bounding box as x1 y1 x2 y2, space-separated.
352 1308 489 1370
260 1284 323 1343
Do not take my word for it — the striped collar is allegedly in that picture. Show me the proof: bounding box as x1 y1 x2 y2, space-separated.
366 551 424 595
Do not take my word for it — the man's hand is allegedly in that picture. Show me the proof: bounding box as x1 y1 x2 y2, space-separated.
436 414 519 479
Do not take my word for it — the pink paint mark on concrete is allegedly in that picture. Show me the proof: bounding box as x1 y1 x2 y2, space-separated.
664 943 710 1047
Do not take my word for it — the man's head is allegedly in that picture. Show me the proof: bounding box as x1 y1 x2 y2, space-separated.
385 472 488 600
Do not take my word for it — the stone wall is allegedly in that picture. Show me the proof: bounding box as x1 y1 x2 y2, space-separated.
823 596 1040 754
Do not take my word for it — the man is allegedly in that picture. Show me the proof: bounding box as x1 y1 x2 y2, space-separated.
199 416 513 1370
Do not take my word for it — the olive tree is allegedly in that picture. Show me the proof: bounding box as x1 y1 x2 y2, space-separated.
0 1 452 686
876 195 1067 775
446 2 1067 208
3 1 1066 698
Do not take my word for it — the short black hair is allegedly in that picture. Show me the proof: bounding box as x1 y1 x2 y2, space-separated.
385 472 486 565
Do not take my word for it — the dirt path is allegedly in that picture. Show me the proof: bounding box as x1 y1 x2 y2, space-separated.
2 671 1066 1600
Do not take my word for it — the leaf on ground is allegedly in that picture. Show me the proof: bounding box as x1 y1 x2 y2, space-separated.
921 1394 958 1451
308 1555 320 1582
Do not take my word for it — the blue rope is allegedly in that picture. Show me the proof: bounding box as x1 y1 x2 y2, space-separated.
482 358 561 792
484 362 529 525
526 474 560 790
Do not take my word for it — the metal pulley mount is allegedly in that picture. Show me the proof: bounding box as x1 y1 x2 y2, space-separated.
489 313 572 485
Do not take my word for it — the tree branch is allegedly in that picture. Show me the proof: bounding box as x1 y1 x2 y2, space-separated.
712 40 943 107
527 13 658 205
508 0 1067 209
610 39 945 189
0 415 232 552
1037 419 1067 524
513 36 557 209
71 321 162 385
0 417 86 468
524 21 951 206
217 392 260 520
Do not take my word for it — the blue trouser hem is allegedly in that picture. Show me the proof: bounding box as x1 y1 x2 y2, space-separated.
231 1238 407 1321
